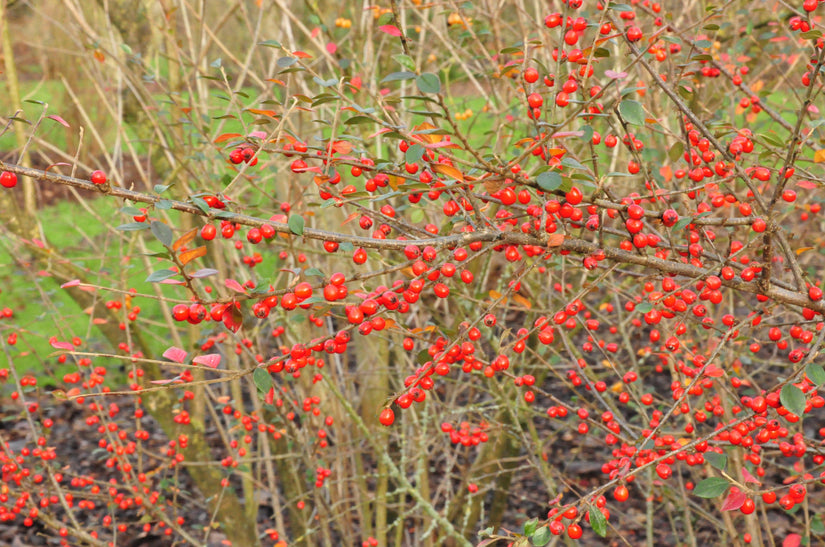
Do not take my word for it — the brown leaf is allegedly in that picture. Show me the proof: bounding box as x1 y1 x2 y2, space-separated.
482 177 506 194
179 246 207 265
173 228 199 251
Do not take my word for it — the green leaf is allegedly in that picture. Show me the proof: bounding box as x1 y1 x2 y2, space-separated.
150 221 173 247
393 54 415 71
523 518 538 536
589 506 607 537
780 384 805 417
561 157 586 170
406 143 425 165
635 302 653 314
668 141 684 163
145 269 178 283
303 267 325 277
694 477 730 498
673 216 693 232
416 73 441 94
618 100 646 126
253 368 273 393
705 452 727 471
531 526 552 546
288 215 305 236
345 116 376 125
806 363 825 386
801 30 823 40
536 171 562 192
117 222 150 231
608 3 633 11
381 71 416 83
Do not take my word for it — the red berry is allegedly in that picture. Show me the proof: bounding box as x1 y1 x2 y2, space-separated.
90 170 107 185
378 408 395 426
751 218 767 232
0 171 17 188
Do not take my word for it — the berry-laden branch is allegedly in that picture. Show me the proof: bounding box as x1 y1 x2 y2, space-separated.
2 161 822 317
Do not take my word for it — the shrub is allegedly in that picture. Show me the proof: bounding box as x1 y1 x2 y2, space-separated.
1 1 825 546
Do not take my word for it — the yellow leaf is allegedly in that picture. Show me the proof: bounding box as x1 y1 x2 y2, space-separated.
179 246 207 265
432 163 464 182
173 228 199 252
814 149 825 163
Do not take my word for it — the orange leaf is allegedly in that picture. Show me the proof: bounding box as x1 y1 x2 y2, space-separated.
173 228 199 252
331 140 352 154
814 149 825 163
246 108 278 117
179 246 207 265
489 290 502 299
412 122 443 144
388 175 402 191
214 133 242 144
796 247 813 255
292 50 312 58
512 294 532 309
432 163 464 182
93 50 105 63
547 148 566 157
546 234 565 247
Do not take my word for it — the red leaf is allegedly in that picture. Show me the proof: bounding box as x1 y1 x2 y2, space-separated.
163 347 188 364
46 162 72 172
61 279 81 288
225 279 247 294
193 354 221 368
783 534 801 547
222 303 243 333
378 25 402 36
151 378 183 385
721 489 747 511
368 128 393 139
704 363 724 377
741 467 761 485
292 50 312 59
47 115 70 128
51 341 74 351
